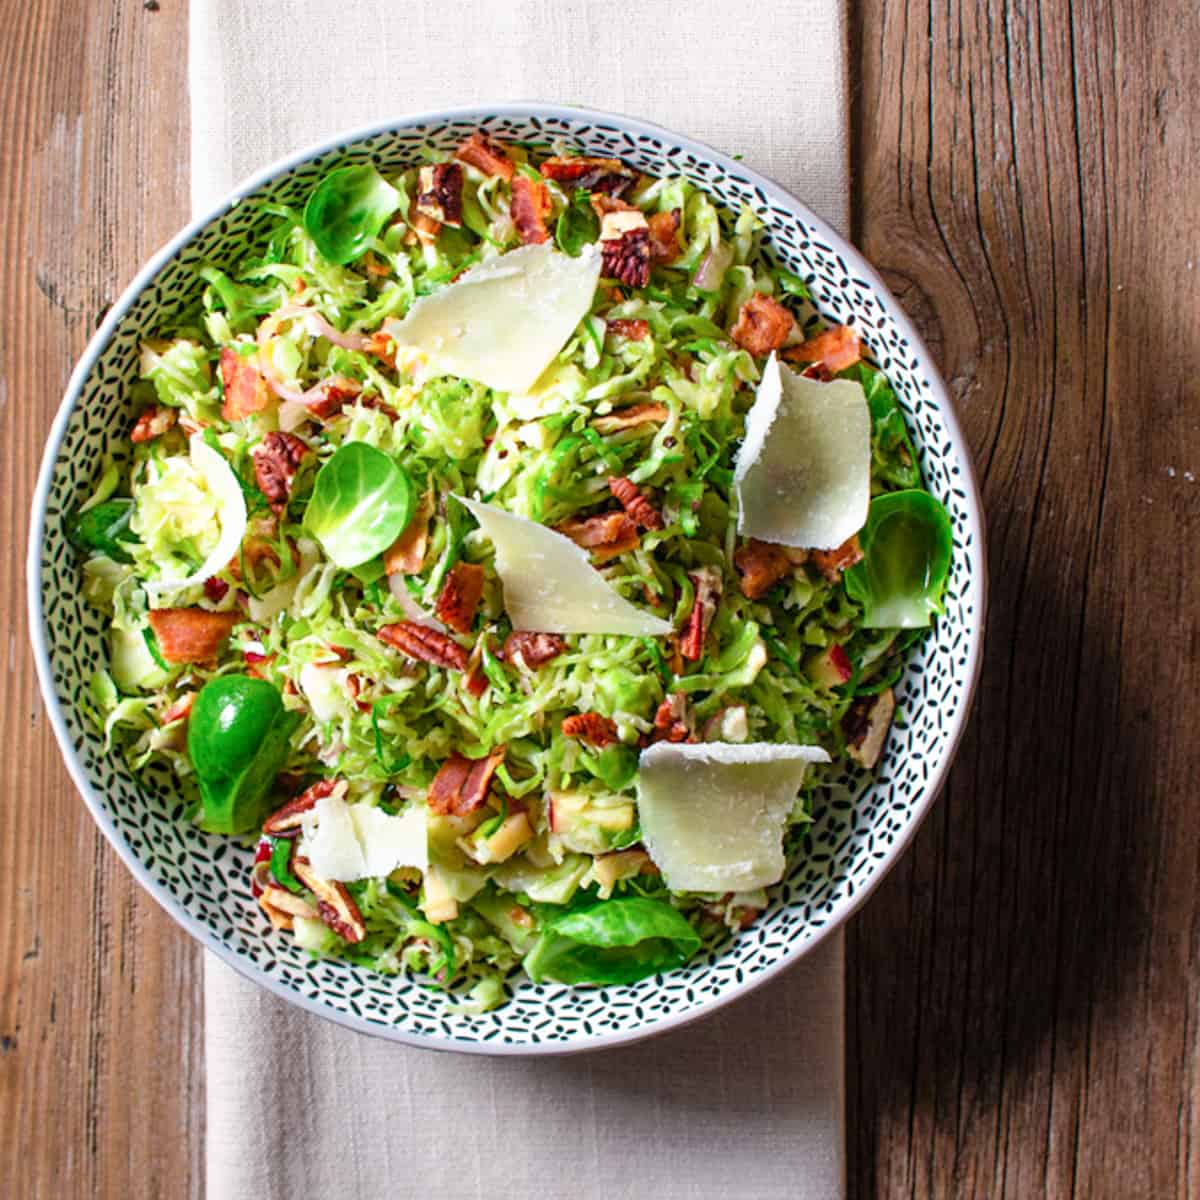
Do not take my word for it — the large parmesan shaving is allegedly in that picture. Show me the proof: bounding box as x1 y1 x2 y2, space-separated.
299 792 428 881
636 741 830 892
734 354 870 549
383 243 601 395
454 496 672 636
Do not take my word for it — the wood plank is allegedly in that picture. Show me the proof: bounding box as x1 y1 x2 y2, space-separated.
848 1 1200 1196
0 2 200 1198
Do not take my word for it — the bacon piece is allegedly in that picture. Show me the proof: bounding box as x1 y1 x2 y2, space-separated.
608 475 663 531
733 539 793 600
607 318 650 341
305 375 362 421
809 534 864 582
598 207 650 288
219 346 272 421
653 693 694 743
252 431 309 515
363 332 396 370
292 857 366 943
555 510 640 563
500 631 566 669
680 566 722 661
510 174 553 245
647 208 682 264
146 608 237 664
383 489 434 576
730 293 796 357
454 131 515 180
561 712 619 747
360 250 391 278
540 155 636 197
427 748 506 817
378 621 468 671
590 402 670 435
783 324 863 374
131 404 176 444
415 162 464 228
262 779 338 837
435 562 485 634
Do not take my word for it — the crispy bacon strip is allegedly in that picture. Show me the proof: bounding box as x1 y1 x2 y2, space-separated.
262 779 338 837
653 693 694 743
454 131 515 180
730 293 796 357
219 347 272 421
146 608 237 664
510 174 552 245
733 539 793 600
809 534 864 582
561 712 619 747
131 405 176 444
435 562 486 634
383 489 434 576
555 511 640 563
680 566 722 661
363 332 396 369
427 748 506 817
783 324 863 374
590 402 670 435
378 621 468 671
306 375 362 420
501 631 565 668
608 476 663 531
540 155 636 196
607 318 650 341
252 431 309 515
647 208 682 264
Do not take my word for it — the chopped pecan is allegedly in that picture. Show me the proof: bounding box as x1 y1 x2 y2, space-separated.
464 661 489 698
730 293 796 357
406 192 442 245
258 883 319 932
292 857 367 943
590 402 670 435
378 621 468 671
435 562 486 634
383 489 434 576
252 431 309 515
305 375 362 421
416 162 464 228
555 510 640 563
608 475 663 531
783 324 863 374
131 404 177 444
733 539 793 600
561 712 619 747
219 346 272 421
427 748 506 817
599 208 650 288
607 318 650 341
653 693 694 743
262 779 339 837
540 155 636 197
363 332 396 369
844 687 896 770
501 631 565 668
647 208 682 264
510 174 553 245
680 566 722 661
809 534 864 582
146 608 238 664
454 130 515 180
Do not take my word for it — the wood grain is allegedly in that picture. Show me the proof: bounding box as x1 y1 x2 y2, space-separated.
1 1 1197 1197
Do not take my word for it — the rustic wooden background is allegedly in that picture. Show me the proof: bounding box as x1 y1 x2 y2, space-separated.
1 2 1196 1196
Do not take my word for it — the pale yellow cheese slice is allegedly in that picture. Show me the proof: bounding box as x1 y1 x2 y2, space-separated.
299 791 428 881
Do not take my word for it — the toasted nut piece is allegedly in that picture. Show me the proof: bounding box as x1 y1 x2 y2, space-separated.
147 608 238 664
378 621 469 671
383 489 434 576
733 538 793 600
843 687 896 770
653 693 694 744
305 374 362 420
561 712 619 747
219 346 272 420
131 404 177 444
809 534 864 582
730 292 796 357
599 208 650 288
647 208 682 264
500 631 565 668
608 475 663 531
428 748 506 817
680 566 722 661
590 402 670 435
259 884 320 931
783 324 863 374
416 162 464 228
292 857 367 943
262 779 340 837
252 431 309 515
434 562 486 634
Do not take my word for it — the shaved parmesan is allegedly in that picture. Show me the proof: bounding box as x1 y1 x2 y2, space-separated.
298 662 350 725
383 243 601 395
636 742 830 892
299 791 428 882
454 496 672 636
734 354 870 549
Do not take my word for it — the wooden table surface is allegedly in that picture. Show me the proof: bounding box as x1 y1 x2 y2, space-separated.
2 2 1197 1196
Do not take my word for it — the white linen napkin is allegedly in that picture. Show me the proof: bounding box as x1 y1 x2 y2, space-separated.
193 4 849 1197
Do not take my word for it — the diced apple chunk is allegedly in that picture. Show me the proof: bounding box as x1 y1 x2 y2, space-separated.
805 644 853 689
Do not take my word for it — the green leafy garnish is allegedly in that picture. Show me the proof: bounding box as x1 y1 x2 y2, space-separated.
302 165 401 265
67 499 137 562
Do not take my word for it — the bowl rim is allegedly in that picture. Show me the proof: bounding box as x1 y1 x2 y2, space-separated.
27 101 987 1055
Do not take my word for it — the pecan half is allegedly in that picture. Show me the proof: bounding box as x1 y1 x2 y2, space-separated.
680 566 722 661
783 324 863 374
540 155 636 197
416 162 464 228
501 630 565 668
843 687 896 770
131 404 177 444
510 174 552 245
435 562 486 634
306 375 362 420
607 318 650 341
378 621 468 671
427 748 506 817
258 883 319 932
590 402 670 435
555 510 640 563
454 130 515 180
730 292 796 357
252 431 309 515
147 608 238 664
599 208 650 288
609 475 663 531
733 539 793 600
262 779 339 837
653 693 694 744
561 712 619 747
647 208 682 264
383 489 434 576
219 346 272 421
809 534 864 582
292 857 367 943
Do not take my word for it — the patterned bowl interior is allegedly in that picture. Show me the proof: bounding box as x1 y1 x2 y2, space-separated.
33 109 984 1051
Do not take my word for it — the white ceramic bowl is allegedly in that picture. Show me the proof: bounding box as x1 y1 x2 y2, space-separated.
28 104 986 1053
